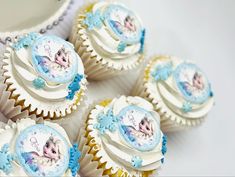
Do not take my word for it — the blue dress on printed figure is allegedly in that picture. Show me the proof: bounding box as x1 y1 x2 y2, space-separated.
179 82 192 96
21 152 39 172
121 125 136 142
110 20 123 35
35 55 50 73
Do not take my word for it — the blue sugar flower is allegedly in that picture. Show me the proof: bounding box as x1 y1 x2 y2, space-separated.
13 32 39 50
161 134 167 163
131 156 143 168
151 62 173 81
84 10 104 30
117 41 126 52
66 74 83 100
68 144 81 177
139 29 146 53
0 144 15 174
182 102 192 113
32 77 45 89
94 109 119 134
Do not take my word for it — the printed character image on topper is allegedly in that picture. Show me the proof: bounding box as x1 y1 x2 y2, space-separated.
106 5 141 42
21 136 62 173
16 125 69 176
35 45 71 78
175 63 211 103
32 36 78 84
118 106 160 151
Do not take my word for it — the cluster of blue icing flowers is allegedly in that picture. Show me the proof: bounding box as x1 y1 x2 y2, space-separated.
68 144 81 177
83 10 104 30
182 102 192 113
151 62 173 81
13 32 39 50
66 74 83 100
131 156 143 168
139 29 145 53
32 77 45 89
0 144 15 174
94 108 119 134
161 135 167 163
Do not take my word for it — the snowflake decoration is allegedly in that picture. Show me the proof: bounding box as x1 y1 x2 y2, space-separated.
68 144 81 177
66 74 83 100
117 41 126 53
131 156 143 168
32 77 45 89
0 144 15 174
151 62 173 81
94 109 119 134
161 134 167 163
13 32 39 50
83 10 104 30
182 102 192 113
139 29 145 53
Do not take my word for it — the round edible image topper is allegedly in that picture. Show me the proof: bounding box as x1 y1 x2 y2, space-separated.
15 124 69 177
174 62 211 104
31 35 78 84
104 4 142 44
117 105 161 151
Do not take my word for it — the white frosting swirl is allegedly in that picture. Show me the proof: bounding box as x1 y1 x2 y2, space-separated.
0 118 74 177
81 2 144 62
87 96 164 175
11 34 85 103
147 57 214 119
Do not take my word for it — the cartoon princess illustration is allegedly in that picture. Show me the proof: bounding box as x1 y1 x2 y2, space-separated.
179 72 205 96
121 111 154 146
110 14 137 35
21 136 62 173
35 46 71 78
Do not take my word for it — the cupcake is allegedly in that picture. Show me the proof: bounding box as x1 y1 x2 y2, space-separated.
70 1 145 80
1 33 87 120
77 96 167 177
0 118 81 176
132 55 214 132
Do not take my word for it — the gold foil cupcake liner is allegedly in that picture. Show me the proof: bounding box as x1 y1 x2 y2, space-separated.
131 55 205 132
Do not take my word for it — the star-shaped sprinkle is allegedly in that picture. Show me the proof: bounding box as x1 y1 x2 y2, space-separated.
0 144 16 174
33 77 45 89
182 102 192 113
131 156 143 168
94 109 119 134
151 62 173 81
68 144 81 177
83 10 104 30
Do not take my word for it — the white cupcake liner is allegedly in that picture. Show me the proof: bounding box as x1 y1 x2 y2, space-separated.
69 2 145 80
131 55 205 132
1 42 87 120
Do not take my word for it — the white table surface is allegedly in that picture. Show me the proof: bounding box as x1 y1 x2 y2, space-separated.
1 0 235 176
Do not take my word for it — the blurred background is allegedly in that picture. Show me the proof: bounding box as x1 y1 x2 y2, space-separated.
1 0 235 176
